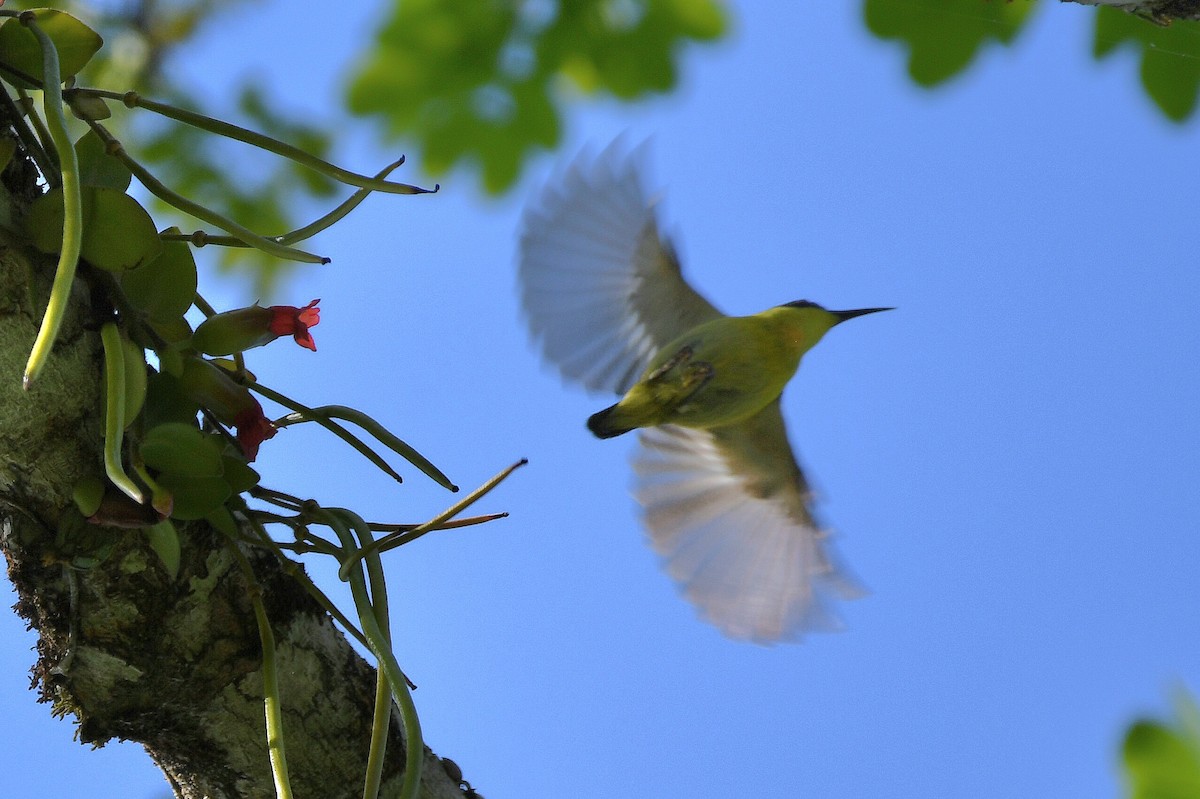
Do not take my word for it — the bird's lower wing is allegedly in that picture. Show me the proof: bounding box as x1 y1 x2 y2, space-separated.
518 141 723 395
632 404 864 643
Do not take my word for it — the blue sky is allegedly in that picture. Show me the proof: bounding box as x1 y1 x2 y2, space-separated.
2 2 1198 797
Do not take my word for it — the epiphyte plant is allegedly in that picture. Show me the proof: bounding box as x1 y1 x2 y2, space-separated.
1 8 518 797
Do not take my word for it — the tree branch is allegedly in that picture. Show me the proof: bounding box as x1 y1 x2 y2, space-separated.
0 149 468 799
1064 0 1200 24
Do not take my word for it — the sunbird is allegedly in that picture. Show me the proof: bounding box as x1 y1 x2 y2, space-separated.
518 143 890 643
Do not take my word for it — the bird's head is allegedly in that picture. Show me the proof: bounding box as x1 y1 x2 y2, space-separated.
775 300 893 349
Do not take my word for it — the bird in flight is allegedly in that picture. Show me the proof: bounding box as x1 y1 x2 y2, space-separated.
518 143 889 643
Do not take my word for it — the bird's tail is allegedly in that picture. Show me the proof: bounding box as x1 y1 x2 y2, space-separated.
587 405 634 439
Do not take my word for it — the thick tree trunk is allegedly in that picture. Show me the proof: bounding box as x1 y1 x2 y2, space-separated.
0 146 467 798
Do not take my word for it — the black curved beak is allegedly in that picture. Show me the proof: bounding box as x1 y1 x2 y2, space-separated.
832 307 894 324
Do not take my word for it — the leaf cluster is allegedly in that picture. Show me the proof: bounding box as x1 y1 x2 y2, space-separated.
1123 692 1200 799
863 0 1200 122
346 0 727 193
1 9 513 797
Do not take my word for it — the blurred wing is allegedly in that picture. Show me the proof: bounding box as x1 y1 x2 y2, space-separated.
518 142 723 395
632 401 864 643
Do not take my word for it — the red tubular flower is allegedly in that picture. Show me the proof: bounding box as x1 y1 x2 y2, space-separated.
233 398 277 461
267 299 320 351
180 357 277 461
193 299 321 355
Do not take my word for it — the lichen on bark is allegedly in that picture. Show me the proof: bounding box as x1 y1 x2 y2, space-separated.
0 133 467 799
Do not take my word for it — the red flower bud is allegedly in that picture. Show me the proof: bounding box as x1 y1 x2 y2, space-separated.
233 398 276 461
192 299 320 355
179 357 277 461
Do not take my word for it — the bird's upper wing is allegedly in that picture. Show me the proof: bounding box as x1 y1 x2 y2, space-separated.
518 142 724 395
632 400 865 643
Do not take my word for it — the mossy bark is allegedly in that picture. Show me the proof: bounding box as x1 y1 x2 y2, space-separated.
0 137 466 798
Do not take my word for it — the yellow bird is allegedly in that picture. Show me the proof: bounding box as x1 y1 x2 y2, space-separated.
518 144 890 642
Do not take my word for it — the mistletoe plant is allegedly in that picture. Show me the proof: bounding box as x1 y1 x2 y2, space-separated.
0 8 512 798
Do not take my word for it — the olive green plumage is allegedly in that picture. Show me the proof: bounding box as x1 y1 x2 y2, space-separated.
519 143 890 642
587 304 887 438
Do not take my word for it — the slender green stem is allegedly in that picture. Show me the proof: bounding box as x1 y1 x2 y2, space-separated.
226 541 294 799
252 507 505 549
367 512 509 535
345 509 393 799
363 669 392 799
99 323 145 503
230 497 372 651
342 459 526 578
81 120 328 264
284 405 457 491
272 538 337 557
318 509 423 799
15 87 57 181
244 510 297 526
250 385 405 484
76 88 436 195
278 157 411 242
358 592 422 799
247 486 306 512
0 49 61 181
253 516 343 558
160 157 409 250
130 453 171 517
21 16 83 388
192 292 218 317
0 82 55 182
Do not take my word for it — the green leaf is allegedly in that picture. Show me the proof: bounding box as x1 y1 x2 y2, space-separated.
551 0 720 98
665 0 726 39
72 474 105 517
82 188 164 271
75 130 131 191
141 372 201 430
24 187 163 272
1124 719 1200 799
1095 8 1200 122
347 0 727 194
140 423 224 477
0 10 103 88
863 0 1036 86
156 347 186 379
155 472 231 520
221 455 260 494
120 229 198 324
141 423 233 520
22 187 68 254
149 316 195 347
204 505 239 538
145 520 181 579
